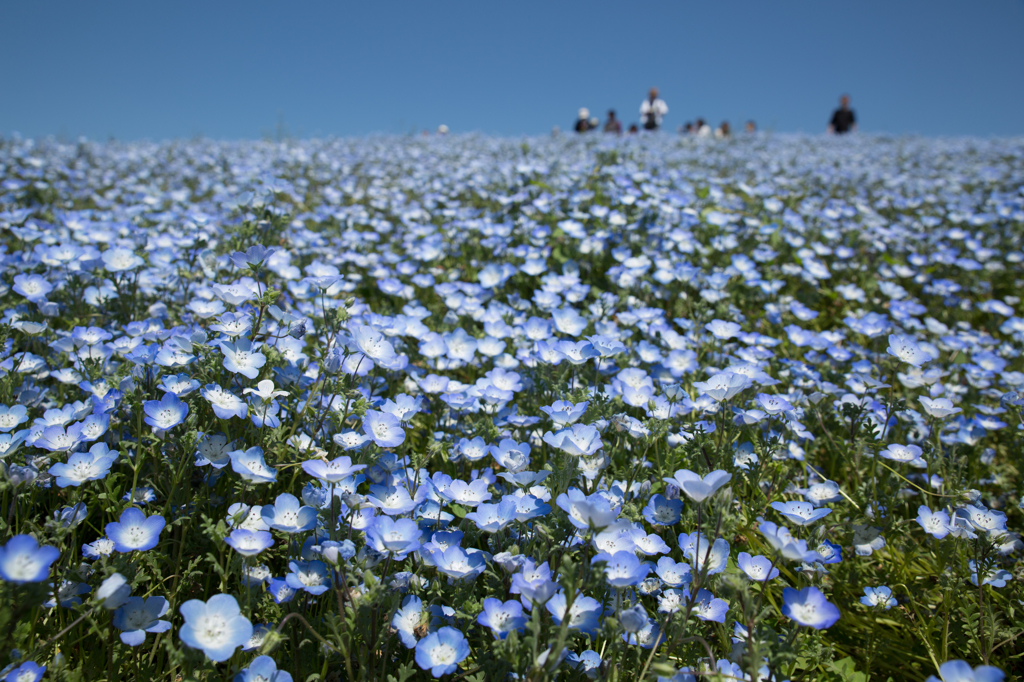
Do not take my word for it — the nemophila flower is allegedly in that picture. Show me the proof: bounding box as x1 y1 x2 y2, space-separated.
916 505 952 538
758 521 822 563
432 546 487 581
366 484 418 516
362 410 405 448
143 392 189 431
365 517 422 557
705 319 741 339
113 596 172 645
333 430 372 450
82 537 116 560
96 573 131 609
543 424 603 456
102 246 145 272
654 556 692 587
229 446 278 484
443 478 493 507
464 499 517 532
925 660 1005 682
106 507 166 553
225 529 274 557
219 337 267 380
546 592 603 637
664 469 732 504
301 455 366 482
510 560 559 609
489 438 532 472
234 655 293 682
48 443 117 487
0 534 59 585
852 524 886 556
860 586 896 609
179 594 253 662
261 493 318 533
592 550 651 587
285 560 331 595
557 489 620 530
566 649 603 679
539 400 589 426
887 334 930 367
202 384 249 420
816 540 843 565
879 443 927 468
3 661 46 682
393 595 425 648
688 588 729 623
678 533 730 575
13 273 54 302
33 422 86 452
643 494 683 526
476 598 527 639
969 561 1012 588
782 586 840 629
737 552 779 582
267 578 296 604
958 505 1008 534
415 626 470 678
159 373 200 396
351 324 397 364
0 404 28 431
43 579 90 608
803 480 842 506
693 371 751 401
919 396 962 419
230 244 276 270
755 393 794 416
771 501 833 526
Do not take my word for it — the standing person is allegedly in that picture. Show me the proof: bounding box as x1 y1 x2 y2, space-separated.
640 88 668 131
575 108 592 133
745 120 756 133
828 95 857 134
694 118 711 137
603 110 622 134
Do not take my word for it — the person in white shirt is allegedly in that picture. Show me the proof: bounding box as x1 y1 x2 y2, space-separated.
640 88 668 131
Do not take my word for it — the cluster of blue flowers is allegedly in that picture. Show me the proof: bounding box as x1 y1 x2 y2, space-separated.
0 132 1021 681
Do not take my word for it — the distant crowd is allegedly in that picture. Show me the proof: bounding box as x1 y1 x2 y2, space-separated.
571 89 858 137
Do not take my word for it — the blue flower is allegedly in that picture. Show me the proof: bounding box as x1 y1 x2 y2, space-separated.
464 499 517 533
925 660 1004 682
230 244 277 270
48 442 117 487
229 446 278 484
179 594 253 662
219 337 267 380
737 552 779 582
105 507 166 553
770 501 833 526
362 410 405 448
3 661 46 682
0 535 60 584
202 384 249 420
860 586 896 609
663 469 732 503
113 596 172 645
224 529 274 557
414 626 470 678
285 560 331 595
545 591 602 636
476 598 527 639
642 494 683 526
688 588 729 622
782 586 840 629
301 455 366 482
234 655 293 682
392 595 425 648
261 493 318 533
143 392 189 431
591 550 651 587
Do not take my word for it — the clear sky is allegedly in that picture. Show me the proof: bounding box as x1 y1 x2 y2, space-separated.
3 0 1023 140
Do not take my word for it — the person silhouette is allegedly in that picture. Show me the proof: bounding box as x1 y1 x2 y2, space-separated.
640 88 668 131
603 110 622 134
828 95 857 134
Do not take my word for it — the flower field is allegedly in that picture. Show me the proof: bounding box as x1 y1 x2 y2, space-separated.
0 132 1023 681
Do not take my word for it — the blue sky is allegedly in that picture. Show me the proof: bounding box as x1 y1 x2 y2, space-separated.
3 0 1022 140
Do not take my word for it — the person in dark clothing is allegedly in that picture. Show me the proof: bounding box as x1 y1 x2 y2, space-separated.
627 123 639 134
575 108 592 133
603 110 622 134
828 95 857 134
